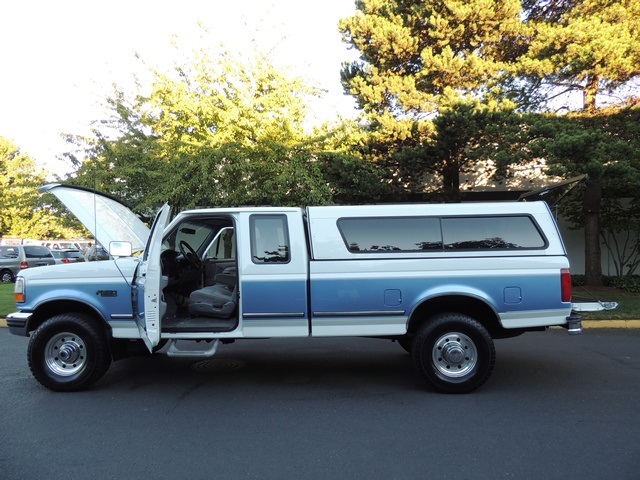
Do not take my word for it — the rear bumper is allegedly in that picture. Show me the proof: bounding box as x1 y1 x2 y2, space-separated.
5 311 31 336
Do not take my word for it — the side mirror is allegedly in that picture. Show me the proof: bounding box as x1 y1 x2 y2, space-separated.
109 241 132 257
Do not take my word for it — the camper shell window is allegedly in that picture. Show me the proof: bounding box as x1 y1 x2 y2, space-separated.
338 215 547 253
338 217 442 252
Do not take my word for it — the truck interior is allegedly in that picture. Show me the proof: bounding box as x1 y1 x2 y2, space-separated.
159 216 238 333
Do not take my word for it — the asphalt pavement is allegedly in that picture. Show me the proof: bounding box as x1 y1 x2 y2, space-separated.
2 328 639 479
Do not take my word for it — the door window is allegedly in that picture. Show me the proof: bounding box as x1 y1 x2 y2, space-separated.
250 215 290 264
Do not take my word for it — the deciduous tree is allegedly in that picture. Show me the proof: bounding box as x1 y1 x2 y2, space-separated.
0 137 82 239
67 48 348 213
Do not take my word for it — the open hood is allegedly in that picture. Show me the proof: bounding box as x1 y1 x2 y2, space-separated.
40 183 150 253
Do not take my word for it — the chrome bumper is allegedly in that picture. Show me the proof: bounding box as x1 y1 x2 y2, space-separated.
5 311 32 336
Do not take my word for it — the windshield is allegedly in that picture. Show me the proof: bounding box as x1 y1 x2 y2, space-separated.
162 219 218 254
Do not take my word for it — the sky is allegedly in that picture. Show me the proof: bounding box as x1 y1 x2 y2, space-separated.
0 0 359 174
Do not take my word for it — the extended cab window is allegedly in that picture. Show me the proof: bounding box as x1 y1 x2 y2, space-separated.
250 215 290 263
338 217 442 252
441 216 547 250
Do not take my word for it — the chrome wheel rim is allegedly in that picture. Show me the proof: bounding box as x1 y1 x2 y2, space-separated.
45 332 87 376
432 332 477 378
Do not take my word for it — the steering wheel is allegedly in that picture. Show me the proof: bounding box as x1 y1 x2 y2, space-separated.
179 240 202 269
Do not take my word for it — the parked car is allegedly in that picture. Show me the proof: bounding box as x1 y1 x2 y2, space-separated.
84 244 111 261
50 249 85 265
0 245 56 282
43 241 77 250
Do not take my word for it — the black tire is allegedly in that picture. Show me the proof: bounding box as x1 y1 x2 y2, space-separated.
1 269 14 283
411 313 495 394
28 313 112 392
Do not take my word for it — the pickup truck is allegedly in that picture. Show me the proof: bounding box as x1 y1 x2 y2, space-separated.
7 184 582 393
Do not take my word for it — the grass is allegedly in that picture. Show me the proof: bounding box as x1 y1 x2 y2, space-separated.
571 285 640 320
0 283 15 318
1 281 639 320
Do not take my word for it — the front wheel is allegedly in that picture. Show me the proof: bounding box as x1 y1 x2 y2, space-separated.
28 313 112 391
412 313 495 393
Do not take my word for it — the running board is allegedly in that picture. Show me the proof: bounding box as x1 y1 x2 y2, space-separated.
166 339 220 357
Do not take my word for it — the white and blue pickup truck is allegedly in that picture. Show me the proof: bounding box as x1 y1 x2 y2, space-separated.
7 184 582 393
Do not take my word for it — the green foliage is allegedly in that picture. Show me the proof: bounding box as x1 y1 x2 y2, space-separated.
605 276 640 294
573 274 640 294
420 101 531 200
0 282 15 317
339 0 527 196
0 137 84 239
527 106 640 198
339 1 640 203
340 0 522 116
522 106 640 283
517 0 640 110
66 48 389 211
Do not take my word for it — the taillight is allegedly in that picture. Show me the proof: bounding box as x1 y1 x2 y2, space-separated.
20 261 28 270
561 268 572 303
62 258 70 264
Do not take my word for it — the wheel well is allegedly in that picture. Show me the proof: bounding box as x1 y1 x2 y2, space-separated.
407 295 507 338
28 300 109 336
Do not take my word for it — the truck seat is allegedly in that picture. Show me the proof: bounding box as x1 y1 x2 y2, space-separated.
188 273 237 319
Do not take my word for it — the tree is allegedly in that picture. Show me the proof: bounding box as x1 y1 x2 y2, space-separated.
600 196 640 278
518 0 640 285
0 137 83 239
340 0 640 284
312 119 396 203
420 101 534 201
339 0 528 198
517 0 640 112
66 48 343 213
339 0 522 117
527 106 640 282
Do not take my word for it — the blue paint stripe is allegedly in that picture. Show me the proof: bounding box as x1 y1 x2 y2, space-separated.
310 274 566 314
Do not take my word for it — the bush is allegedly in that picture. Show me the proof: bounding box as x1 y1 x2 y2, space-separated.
604 276 640 293
572 274 640 293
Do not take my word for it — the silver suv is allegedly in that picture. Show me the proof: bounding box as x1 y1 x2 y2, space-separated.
0 245 55 282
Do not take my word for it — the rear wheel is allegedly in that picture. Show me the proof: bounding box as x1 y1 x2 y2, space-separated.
412 313 495 393
28 313 112 391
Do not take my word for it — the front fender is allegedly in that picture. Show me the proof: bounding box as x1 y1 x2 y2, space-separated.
15 260 137 331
